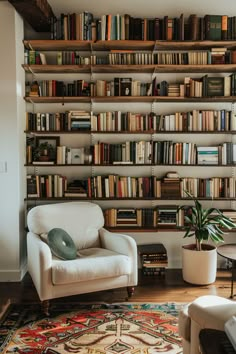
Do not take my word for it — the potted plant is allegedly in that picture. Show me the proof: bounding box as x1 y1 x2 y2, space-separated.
33 142 56 162
178 191 236 285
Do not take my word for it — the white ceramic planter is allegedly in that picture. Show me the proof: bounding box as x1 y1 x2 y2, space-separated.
182 244 217 285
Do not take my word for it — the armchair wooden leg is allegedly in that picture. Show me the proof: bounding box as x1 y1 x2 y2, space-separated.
41 300 50 316
127 286 135 298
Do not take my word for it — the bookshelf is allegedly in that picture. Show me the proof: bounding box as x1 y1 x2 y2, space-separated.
23 37 236 237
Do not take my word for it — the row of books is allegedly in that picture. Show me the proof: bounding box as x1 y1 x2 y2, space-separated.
92 141 236 166
181 177 236 198
27 174 67 198
150 74 236 98
26 174 236 199
26 109 236 132
26 140 236 166
27 79 151 98
24 48 236 66
27 74 236 98
65 176 159 198
50 12 236 41
108 48 234 66
104 207 184 228
95 74 236 98
104 207 236 228
24 50 90 66
28 80 91 98
26 111 91 132
92 110 236 132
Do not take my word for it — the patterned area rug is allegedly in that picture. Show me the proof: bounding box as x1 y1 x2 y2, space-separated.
0 302 184 353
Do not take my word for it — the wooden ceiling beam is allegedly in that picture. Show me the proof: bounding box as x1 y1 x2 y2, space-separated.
8 0 56 32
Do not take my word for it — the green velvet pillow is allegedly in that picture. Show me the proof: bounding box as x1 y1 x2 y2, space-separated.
47 228 77 260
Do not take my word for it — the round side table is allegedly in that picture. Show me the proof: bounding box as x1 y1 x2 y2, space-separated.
217 243 236 298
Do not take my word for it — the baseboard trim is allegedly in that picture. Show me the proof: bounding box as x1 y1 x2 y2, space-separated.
0 262 27 282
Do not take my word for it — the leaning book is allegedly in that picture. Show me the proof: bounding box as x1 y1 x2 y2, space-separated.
27 175 39 197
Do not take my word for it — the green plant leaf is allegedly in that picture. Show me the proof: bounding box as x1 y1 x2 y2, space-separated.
221 217 236 228
181 190 236 250
213 225 225 235
207 224 222 237
182 226 194 238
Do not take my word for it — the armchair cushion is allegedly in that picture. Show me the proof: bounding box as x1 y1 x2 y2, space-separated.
47 228 77 260
51 247 131 285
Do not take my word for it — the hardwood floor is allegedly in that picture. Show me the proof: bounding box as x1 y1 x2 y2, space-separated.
0 268 235 312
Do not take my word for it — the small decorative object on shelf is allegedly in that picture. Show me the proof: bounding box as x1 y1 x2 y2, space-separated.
29 81 40 97
33 136 60 164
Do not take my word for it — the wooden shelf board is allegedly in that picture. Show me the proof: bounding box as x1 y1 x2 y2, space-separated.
24 96 91 103
25 197 236 201
25 163 235 167
24 96 236 103
25 130 236 135
154 40 236 50
25 130 91 134
153 64 236 73
93 40 156 50
22 63 236 74
23 40 93 51
23 40 236 51
106 226 184 232
22 64 91 73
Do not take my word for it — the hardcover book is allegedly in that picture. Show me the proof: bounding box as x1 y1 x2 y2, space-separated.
27 175 39 197
120 78 132 96
204 15 222 40
206 77 224 97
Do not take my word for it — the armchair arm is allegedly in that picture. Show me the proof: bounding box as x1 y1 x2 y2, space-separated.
99 228 138 285
27 232 53 301
99 228 137 257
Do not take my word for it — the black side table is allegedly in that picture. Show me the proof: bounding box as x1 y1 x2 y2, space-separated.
199 328 236 354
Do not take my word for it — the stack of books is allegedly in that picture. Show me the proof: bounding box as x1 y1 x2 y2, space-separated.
153 205 184 227
64 180 87 197
138 243 168 276
67 111 91 131
161 171 181 198
210 47 227 64
104 208 142 227
197 146 219 165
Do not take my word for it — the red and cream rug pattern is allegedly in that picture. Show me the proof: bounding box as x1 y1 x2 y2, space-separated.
0 302 183 353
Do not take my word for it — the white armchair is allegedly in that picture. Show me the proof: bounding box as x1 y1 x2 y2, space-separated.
27 202 138 314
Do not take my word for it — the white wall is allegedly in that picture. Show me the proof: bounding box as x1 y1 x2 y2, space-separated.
0 1 26 281
49 0 236 18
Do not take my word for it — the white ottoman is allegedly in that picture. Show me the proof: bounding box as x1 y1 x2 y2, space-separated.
178 295 236 354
